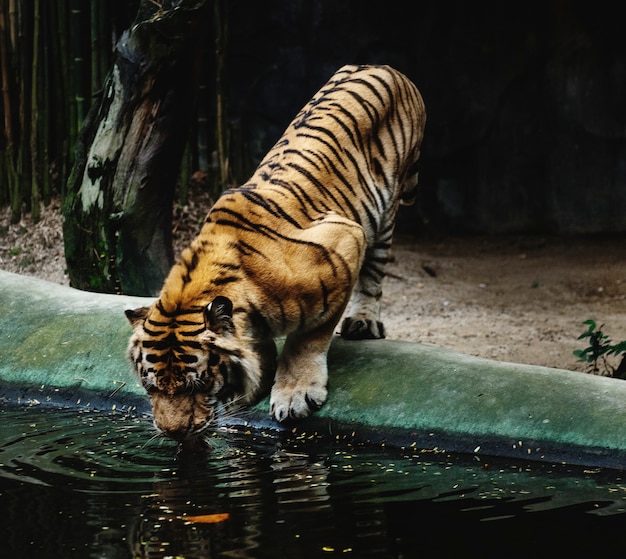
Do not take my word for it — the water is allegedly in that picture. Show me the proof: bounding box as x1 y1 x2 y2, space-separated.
1 404 626 558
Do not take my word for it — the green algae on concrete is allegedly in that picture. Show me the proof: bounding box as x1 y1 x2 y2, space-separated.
321 339 626 467
1 269 626 468
0 270 148 406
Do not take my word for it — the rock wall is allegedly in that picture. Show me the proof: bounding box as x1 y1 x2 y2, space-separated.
224 0 626 234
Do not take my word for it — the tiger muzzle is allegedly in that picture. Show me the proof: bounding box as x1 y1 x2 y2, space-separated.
150 392 215 441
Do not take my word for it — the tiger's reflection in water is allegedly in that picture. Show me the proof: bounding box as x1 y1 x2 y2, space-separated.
128 432 391 558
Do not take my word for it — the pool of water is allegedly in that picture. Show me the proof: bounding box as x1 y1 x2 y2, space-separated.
1 404 625 558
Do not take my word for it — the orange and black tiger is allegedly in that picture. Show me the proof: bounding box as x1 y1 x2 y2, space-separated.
126 64 426 443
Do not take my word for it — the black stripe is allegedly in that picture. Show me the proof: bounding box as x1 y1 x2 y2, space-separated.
269 175 328 216
285 161 346 210
248 301 272 336
352 75 387 106
295 124 345 160
240 189 303 229
218 262 241 271
156 301 204 319
147 319 171 327
143 325 164 337
186 251 200 273
143 334 177 350
373 74 406 159
342 148 383 211
213 275 239 286
177 353 198 364
180 340 204 350
148 318 203 329
325 110 359 147
233 239 266 258
213 217 264 236
320 280 330 313
284 149 360 221
178 327 206 337
327 101 366 152
343 89 385 155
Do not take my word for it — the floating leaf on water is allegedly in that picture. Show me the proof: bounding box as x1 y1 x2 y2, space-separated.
184 513 230 524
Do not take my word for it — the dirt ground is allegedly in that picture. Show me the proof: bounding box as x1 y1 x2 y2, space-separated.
2 195 626 374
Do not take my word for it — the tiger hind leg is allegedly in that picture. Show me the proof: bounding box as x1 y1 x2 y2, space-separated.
340 234 392 340
341 152 422 340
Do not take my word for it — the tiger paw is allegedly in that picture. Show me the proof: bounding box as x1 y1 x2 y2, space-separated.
269 381 327 422
340 316 386 340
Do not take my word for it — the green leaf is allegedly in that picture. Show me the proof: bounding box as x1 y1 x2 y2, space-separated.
573 349 591 362
609 341 626 356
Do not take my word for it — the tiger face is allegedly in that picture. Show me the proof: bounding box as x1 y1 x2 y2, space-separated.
126 296 273 442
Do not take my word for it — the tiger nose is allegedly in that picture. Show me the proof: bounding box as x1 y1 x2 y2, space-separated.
159 417 210 442
159 423 191 442
150 393 195 440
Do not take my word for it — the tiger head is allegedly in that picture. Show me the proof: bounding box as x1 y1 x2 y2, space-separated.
125 296 275 443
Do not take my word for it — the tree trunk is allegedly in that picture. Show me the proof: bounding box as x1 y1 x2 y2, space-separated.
62 0 208 295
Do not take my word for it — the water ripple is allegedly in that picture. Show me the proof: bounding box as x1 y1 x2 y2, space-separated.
2 404 626 558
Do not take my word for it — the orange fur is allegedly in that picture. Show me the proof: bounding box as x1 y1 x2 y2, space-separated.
126 65 426 441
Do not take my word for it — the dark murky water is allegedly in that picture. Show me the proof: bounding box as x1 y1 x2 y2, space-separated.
1 404 626 558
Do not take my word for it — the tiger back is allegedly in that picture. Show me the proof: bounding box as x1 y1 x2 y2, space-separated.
126 64 426 444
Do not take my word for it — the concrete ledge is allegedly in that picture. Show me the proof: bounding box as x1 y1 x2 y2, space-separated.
2 269 625 469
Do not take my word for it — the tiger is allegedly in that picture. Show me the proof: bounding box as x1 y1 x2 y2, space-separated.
126 64 426 444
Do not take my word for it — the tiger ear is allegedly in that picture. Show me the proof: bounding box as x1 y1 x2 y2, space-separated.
125 307 149 328
205 296 234 334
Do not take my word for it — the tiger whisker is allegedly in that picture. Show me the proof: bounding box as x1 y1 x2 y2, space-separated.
141 430 165 449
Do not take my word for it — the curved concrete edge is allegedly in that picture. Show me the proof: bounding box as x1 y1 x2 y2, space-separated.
2 269 625 469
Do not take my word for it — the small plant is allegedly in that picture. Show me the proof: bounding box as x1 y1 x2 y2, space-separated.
574 320 626 379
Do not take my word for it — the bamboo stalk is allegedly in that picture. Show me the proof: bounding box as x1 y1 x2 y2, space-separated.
0 1 145 213
98 1 109 81
15 0 29 222
68 0 80 151
0 154 6 206
179 139 191 205
0 2 18 213
214 0 229 191
90 0 97 96
196 31 210 173
39 0 50 204
0 5 14 153
8 0 16 50
54 0 71 181
30 0 41 222
72 0 84 124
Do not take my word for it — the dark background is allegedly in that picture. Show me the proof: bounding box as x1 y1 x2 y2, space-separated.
221 0 626 235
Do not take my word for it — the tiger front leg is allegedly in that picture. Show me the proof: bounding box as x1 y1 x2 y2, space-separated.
270 328 332 422
269 212 366 422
